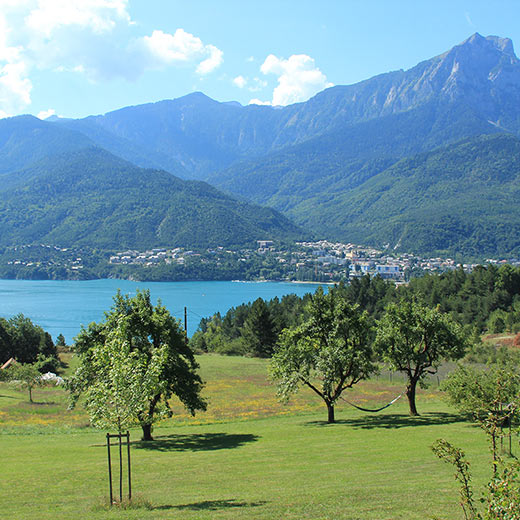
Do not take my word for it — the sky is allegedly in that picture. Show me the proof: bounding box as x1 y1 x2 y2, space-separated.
1 0 520 120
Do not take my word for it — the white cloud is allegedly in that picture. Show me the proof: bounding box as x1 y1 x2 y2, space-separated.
260 53 333 106
25 0 132 37
233 75 247 88
141 29 203 64
0 61 32 114
139 29 223 76
0 2 224 114
196 44 223 75
37 108 56 119
248 98 271 106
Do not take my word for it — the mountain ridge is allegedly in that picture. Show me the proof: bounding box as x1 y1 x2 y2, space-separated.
2 33 520 258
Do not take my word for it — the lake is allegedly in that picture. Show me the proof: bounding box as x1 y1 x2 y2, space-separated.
0 279 322 342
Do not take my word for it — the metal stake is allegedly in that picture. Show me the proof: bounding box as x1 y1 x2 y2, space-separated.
126 431 132 500
107 433 113 504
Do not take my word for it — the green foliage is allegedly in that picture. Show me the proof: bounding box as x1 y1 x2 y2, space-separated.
241 298 277 358
376 300 468 415
80 325 170 433
69 289 206 440
222 132 520 259
442 364 520 442
405 265 520 333
434 363 520 519
193 264 520 361
192 292 313 357
320 134 520 258
270 286 376 423
7 361 45 403
431 439 477 520
433 437 520 520
484 462 520 520
0 314 58 368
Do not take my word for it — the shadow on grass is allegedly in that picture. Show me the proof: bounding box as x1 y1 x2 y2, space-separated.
133 432 260 452
304 412 466 429
154 499 267 511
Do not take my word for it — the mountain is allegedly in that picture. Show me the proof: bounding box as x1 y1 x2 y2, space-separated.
54 34 520 183
317 133 520 257
0 147 305 250
210 100 500 212
2 33 519 258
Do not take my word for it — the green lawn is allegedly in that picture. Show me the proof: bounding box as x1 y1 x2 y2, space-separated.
0 354 502 519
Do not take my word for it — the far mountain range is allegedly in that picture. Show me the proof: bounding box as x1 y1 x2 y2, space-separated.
1 33 520 257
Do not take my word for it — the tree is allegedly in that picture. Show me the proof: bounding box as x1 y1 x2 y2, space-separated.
270 287 376 423
442 363 520 472
241 298 277 357
8 362 44 403
433 363 520 519
376 300 468 416
1 314 58 366
69 290 206 440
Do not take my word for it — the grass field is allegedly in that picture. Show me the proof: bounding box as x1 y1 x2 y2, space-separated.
0 354 504 519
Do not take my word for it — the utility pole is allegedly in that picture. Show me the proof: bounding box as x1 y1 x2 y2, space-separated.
184 306 188 346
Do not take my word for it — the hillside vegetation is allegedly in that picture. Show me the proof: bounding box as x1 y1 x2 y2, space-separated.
0 147 305 250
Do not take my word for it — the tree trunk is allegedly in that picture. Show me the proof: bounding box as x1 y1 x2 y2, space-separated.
326 402 335 423
406 379 419 416
141 423 153 441
29 387 33 403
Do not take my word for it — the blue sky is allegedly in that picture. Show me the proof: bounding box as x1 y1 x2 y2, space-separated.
1 0 520 119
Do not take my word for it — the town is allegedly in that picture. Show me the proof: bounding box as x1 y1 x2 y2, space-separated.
2 240 519 283
106 239 520 282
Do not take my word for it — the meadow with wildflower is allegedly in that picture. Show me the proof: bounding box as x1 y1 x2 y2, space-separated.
0 353 499 519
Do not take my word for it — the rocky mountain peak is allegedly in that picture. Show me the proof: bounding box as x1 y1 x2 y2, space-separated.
461 33 516 58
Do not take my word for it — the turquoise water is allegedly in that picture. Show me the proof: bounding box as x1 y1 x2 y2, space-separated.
0 279 321 342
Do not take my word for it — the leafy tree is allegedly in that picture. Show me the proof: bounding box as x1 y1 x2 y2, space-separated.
433 364 520 519
78 324 168 433
56 334 67 347
8 362 44 403
0 317 11 363
376 300 468 416
4 314 57 364
69 290 206 440
442 364 520 472
270 287 376 423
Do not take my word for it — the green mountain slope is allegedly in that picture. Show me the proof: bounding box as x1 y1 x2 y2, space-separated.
211 100 499 212
0 148 305 249
313 134 520 257
0 115 94 178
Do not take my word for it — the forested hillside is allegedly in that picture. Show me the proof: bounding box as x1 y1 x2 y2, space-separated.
192 264 520 358
0 147 305 250
320 134 520 257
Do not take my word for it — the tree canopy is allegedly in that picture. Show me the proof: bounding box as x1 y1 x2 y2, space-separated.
0 314 58 371
375 300 468 416
270 286 376 423
69 290 206 440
